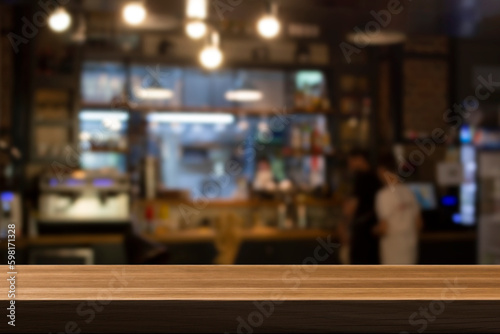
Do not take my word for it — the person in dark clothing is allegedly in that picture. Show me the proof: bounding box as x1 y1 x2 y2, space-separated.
341 149 382 264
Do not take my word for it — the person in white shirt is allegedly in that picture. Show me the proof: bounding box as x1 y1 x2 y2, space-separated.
373 154 423 265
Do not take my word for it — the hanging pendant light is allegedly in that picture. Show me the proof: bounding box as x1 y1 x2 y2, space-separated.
123 1 147 26
225 73 263 102
186 20 207 39
48 7 72 32
257 1 281 39
135 72 174 100
200 30 223 70
135 86 174 100
185 0 208 39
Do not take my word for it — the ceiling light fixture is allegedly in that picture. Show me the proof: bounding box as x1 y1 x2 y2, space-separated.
135 87 174 100
48 7 72 32
186 0 207 20
79 111 129 122
186 20 207 39
135 71 174 100
257 1 281 39
147 113 235 124
123 1 147 26
200 31 223 70
226 90 263 102
186 0 208 39
225 73 263 102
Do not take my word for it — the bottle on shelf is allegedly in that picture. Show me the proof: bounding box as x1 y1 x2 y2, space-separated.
290 124 302 152
297 204 307 229
301 124 311 152
311 123 322 154
277 203 287 230
317 118 332 154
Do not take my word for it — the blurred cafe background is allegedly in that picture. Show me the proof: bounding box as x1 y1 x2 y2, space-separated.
0 0 499 265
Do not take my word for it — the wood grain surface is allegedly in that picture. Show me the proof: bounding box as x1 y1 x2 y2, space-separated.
1 265 499 333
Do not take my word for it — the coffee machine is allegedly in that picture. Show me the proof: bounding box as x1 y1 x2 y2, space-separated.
38 170 130 229
0 141 23 239
0 192 22 239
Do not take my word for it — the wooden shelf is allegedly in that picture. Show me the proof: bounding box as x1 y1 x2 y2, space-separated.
85 147 129 154
139 198 339 208
81 103 335 116
149 227 333 244
84 48 333 71
33 74 75 89
2 265 499 333
32 120 72 126
141 199 282 208
339 92 372 98
281 149 335 157
30 157 71 164
2 230 475 248
2 228 333 247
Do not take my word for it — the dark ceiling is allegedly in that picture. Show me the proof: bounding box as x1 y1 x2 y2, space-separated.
2 0 500 39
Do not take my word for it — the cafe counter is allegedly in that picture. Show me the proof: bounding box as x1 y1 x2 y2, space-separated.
1 265 499 333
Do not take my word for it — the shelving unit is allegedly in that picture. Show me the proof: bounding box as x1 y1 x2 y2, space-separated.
332 51 376 153
28 30 82 167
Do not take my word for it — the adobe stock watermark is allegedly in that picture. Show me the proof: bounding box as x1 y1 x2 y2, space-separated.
400 278 466 334
7 0 70 54
179 107 296 226
141 64 170 88
340 0 412 64
227 235 340 334
386 74 500 188
212 0 244 20
49 268 134 334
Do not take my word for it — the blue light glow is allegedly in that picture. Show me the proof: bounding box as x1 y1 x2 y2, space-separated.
1 192 14 202
452 213 462 224
441 196 458 207
66 179 85 187
93 179 114 187
460 126 472 144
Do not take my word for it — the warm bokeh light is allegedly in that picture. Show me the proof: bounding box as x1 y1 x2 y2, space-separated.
123 2 147 25
257 15 281 39
48 7 71 32
199 46 223 69
186 21 207 39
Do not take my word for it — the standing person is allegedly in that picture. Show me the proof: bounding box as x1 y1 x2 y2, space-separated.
374 153 423 265
342 149 382 264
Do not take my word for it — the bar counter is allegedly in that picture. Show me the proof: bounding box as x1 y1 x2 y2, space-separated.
1 265 499 333
3 229 476 247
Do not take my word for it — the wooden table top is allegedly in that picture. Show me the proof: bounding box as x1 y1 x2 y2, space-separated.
2 265 499 333
2 265 498 301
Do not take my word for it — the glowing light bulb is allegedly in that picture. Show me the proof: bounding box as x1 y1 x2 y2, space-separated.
186 0 208 19
257 15 280 39
186 21 207 39
49 7 71 32
200 46 223 69
123 3 146 26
